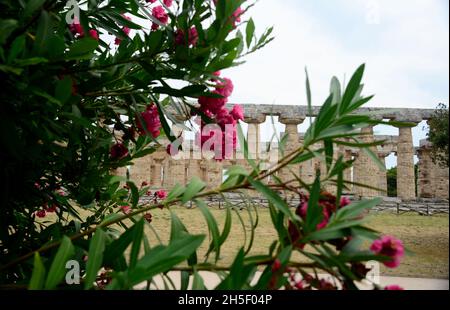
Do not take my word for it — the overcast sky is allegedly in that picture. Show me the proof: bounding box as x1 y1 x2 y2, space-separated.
220 0 449 167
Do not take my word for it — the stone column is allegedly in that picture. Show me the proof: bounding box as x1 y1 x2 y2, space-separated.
150 159 162 188
244 115 266 160
417 143 434 198
377 151 389 197
279 116 305 183
353 126 379 198
397 126 417 201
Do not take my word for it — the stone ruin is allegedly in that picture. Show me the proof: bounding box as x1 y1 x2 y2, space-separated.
115 104 449 202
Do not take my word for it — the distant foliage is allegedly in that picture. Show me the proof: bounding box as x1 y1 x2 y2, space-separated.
427 103 449 168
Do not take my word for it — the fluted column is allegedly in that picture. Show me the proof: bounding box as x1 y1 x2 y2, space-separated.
397 126 417 201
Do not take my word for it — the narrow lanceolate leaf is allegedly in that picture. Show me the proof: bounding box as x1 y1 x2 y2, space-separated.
127 235 205 286
182 177 206 204
249 178 294 220
219 206 232 245
196 200 221 261
246 18 255 48
341 64 365 114
304 175 323 234
129 219 145 269
45 236 75 289
29 252 46 290
84 229 106 289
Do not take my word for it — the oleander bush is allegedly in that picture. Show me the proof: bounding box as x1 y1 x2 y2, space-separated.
0 0 410 290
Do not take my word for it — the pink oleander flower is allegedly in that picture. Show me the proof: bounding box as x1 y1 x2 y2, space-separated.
89 29 99 40
175 27 199 47
115 15 132 45
156 190 168 200
120 206 131 214
230 105 244 121
45 204 57 213
370 236 405 268
69 19 84 37
215 77 234 98
340 196 351 207
163 0 173 7
271 259 282 272
69 19 99 40
110 143 129 160
151 5 169 31
385 285 404 290
35 210 46 218
136 104 161 138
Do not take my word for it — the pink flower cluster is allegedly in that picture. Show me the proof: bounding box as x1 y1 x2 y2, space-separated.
298 193 352 231
151 5 169 31
370 236 405 268
288 193 352 250
175 27 199 47
136 104 162 138
69 19 99 40
35 203 58 218
115 15 132 45
197 73 244 160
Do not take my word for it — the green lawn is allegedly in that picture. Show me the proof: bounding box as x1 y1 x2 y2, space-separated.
148 207 449 279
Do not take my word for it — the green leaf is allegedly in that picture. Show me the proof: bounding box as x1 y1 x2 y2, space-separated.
219 206 232 245
304 174 323 234
196 200 221 261
29 252 46 290
22 0 47 22
104 220 142 267
127 234 205 286
33 11 50 55
182 177 206 203
84 229 106 289
127 181 139 208
246 18 255 48
180 271 190 290
7 35 25 63
65 38 99 60
0 19 18 44
166 184 186 202
129 219 145 269
334 198 382 222
55 76 72 105
341 64 365 114
45 236 75 289
170 212 198 266
249 178 294 220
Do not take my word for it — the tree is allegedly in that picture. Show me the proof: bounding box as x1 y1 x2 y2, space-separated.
0 0 409 290
427 103 449 168
387 167 397 197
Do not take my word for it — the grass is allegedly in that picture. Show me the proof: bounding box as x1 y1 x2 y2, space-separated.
40 205 449 280
147 207 449 279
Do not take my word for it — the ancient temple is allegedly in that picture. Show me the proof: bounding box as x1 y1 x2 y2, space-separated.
119 104 449 202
